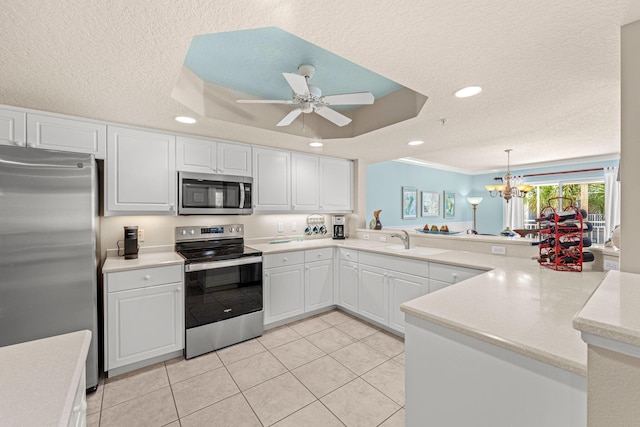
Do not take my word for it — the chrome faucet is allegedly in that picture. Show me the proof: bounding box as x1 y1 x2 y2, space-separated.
390 230 410 249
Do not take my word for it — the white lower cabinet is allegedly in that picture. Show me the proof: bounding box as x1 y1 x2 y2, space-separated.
338 259 359 312
388 271 429 333
305 248 334 311
104 265 184 374
264 252 305 324
264 249 335 324
358 264 389 325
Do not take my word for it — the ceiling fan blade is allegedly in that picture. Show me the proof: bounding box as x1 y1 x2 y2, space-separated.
276 109 303 127
282 72 310 97
314 106 352 127
322 92 375 106
236 99 295 104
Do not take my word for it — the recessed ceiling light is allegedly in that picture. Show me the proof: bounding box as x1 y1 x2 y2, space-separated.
175 116 197 124
408 140 424 146
309 141 323 147
454 86 482 98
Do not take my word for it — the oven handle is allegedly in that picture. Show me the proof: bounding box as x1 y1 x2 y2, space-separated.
185 256 262 272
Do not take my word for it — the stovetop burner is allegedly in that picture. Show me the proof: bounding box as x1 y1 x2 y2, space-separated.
175 225 261 264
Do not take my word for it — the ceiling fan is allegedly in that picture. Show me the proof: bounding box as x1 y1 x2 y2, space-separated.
236 64 374 127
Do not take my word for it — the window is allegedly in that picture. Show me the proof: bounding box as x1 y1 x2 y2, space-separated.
524 181 605 243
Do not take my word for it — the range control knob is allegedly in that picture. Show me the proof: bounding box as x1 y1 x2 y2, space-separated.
180 230 187 236
190 229 196 235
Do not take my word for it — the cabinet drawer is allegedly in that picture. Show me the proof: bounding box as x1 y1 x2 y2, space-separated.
429 263 483 284
263 251 305 269
359 252 428 278
339 248 358 262
305 247 333 262
106 265 183 292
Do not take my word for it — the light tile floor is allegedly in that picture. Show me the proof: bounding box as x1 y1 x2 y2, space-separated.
87 309 405 427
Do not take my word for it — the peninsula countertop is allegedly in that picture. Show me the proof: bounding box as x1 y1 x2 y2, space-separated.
0 330 91 427
574 270 640 347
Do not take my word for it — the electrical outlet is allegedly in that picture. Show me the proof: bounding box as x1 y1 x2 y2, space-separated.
291 222 297 232
491 246 506 255
363 234 370 241
137 229 145 242
277 222 284 233
604 260 620 271
379 236 387 242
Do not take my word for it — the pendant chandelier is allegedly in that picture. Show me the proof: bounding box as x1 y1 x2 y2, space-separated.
485 149 532 203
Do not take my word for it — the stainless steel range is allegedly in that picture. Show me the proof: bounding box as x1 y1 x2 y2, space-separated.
175 224 263 359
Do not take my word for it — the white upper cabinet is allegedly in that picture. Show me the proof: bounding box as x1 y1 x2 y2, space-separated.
176 135 217 173
252 147 291 212
217 142 252 177
27 113 106 159
319 157 353 211
253 147 353 214
105 126 176 216
291 153 319 212
176 136 252 177
0 108 26 147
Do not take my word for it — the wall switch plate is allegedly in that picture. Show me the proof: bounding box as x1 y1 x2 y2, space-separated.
379 236 387 242
277 222 284 233
291 222 297 232
363 234 370 240
491 246 506 255
604 260 620 271
137 229 145 242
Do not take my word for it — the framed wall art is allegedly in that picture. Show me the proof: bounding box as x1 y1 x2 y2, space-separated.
421 191 439 217
402 186 418 219
443 190 456 218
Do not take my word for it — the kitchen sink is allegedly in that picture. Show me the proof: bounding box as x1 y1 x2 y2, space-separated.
383 245 449 256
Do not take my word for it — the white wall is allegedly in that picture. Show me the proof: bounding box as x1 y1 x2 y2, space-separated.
620 19 640 273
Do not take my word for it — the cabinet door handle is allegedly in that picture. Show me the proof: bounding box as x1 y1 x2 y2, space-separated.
452 273 458 283
144 275 151 280
27 142 36 148
283 257 288 262
175 287 181 292
317 253 322 257
265 272 270 277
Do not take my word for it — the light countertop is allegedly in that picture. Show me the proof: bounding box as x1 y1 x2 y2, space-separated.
102 251 184 273
0 330 92 427
100 238 612 376
574 270 640 347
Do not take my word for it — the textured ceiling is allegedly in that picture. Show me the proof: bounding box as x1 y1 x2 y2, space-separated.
2 1 640 172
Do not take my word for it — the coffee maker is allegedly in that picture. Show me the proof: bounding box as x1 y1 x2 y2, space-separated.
332 215 345 240
123 226 139 259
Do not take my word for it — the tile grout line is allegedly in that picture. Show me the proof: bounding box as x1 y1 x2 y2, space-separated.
163 360 181 426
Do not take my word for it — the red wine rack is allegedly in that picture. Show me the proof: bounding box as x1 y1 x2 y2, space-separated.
536 205 584 272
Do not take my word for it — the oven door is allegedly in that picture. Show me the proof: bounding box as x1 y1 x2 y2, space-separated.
184 257 263 330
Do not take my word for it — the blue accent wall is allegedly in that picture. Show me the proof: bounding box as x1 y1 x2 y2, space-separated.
366 161 474 229
367 159 618 234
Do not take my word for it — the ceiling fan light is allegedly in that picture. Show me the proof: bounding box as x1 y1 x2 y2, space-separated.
408 140 424 146
454 86 482 98
175 116 197 124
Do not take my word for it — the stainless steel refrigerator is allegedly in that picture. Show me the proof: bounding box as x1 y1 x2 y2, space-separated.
0 145 98 390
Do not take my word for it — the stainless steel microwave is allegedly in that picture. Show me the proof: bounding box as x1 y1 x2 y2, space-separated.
178 172 253 215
